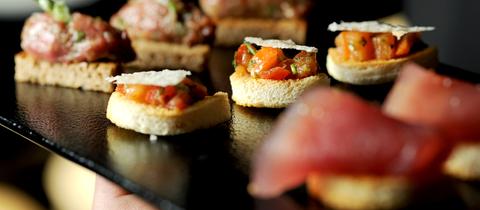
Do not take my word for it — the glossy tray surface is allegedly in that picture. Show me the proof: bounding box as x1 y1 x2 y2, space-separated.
1 47 480 210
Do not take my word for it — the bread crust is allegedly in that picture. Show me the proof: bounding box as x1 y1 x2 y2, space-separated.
307 174 411 210
443 143 480 180
214 18 307 46
106 91 231 136
326 47 438 85
14 51 119 93
230 70 330 108
124 39 210 72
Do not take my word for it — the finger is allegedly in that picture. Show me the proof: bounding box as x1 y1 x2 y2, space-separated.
92 175 160 210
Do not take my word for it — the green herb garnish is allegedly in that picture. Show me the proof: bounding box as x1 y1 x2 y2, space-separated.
245 43 257 55
167 0 177 13
291 64 298 75
35 0 71 23
73 30 85 42
37 0 53 11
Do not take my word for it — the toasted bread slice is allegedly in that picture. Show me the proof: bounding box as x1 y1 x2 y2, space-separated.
230 69 330 108
14 51 119 93
106 91 231 136
326 47 438 85
124 39 209 72
307 174 411 210
215 18 307 46
444 143 480 180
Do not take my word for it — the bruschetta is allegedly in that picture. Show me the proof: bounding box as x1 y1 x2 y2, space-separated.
199 0 311 46
106 70 231 136
326 21 438 85
15 0 135 93
230 37 330 108
110 0 215 72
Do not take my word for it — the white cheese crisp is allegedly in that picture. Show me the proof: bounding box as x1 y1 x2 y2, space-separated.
106 70 191 86
328 21 435 39
244 37 318 53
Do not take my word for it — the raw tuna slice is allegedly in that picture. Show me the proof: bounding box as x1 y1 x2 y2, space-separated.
383 63 480 141
249 87 450 198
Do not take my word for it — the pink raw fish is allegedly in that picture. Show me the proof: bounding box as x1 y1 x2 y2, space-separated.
249 88 450 198
383 63 480 141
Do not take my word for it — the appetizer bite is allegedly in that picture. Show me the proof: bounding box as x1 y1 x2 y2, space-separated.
326 21 438 85
106 70 231 136
230 37 330 108
199 0 311 46
383 63 480 180
110 0 215 72
249 87 451 210
15 0 135 93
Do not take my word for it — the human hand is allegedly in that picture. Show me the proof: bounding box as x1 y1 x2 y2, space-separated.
92 175 160 210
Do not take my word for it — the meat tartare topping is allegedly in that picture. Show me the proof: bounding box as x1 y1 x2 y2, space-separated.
110 0 215 45
21 0 134 63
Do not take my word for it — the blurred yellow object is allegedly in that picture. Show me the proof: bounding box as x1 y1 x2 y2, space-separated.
0 183 45 210
43 154 95 210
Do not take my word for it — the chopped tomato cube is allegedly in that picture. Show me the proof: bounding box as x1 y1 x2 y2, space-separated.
293 51 318 78
372 33 396 60
234 44 254 67
395 33 419 58
120 84 150 101
145 87 166 106
335 31 375 62
115 84 125 93
279 58 294 70
167 92 192 110
248 47 286 76
258 67 292 80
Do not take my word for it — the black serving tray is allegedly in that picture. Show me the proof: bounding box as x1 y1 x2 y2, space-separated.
1 47 480 210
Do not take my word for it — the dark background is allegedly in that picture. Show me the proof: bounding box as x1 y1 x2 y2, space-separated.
0 0 478 209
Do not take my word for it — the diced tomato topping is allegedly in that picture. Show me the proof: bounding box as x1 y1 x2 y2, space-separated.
115 84 125 93
190 84 208 100
248 47 285 76
145 87 166 106
258 67 292 80
115 79 207 110
167 92 192 110
293 51 318 78
234 44 254 67
118 84 151 101
372 33 396 60
279 58 294 70
335 32 349 59
395 33 419 58
333 31 422 62
233 44 319 80
163 86 178 100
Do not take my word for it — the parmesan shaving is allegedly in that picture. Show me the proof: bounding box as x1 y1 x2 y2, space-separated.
328 21 435 39
244 37 318 53
106 70 191 86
